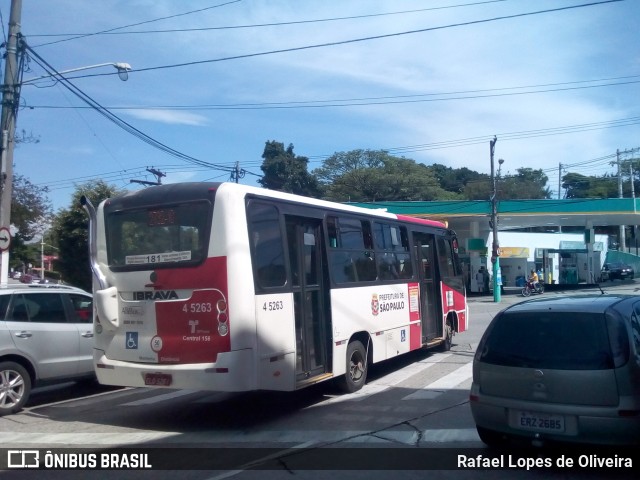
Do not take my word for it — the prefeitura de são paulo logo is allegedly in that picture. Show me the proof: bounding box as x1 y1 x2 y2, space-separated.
371 293 379 316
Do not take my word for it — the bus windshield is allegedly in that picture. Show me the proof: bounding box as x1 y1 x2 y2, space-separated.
105 201 211 269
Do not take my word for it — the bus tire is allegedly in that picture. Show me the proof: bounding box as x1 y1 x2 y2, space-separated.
340 340 368 393
0 361 31 416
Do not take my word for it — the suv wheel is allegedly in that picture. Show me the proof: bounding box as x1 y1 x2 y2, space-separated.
0 361 32 416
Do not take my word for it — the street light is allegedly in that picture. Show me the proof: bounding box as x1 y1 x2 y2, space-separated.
22 62 132 85
0 56 131 285
40 234 58 281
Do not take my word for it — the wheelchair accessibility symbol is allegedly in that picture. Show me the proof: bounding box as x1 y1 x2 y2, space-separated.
126 332 139 349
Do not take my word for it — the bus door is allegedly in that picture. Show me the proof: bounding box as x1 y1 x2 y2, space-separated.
413 232 441 342
285 217 330 384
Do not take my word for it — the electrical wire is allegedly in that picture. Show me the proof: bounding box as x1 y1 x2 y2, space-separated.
34 1 621 78
31 1 510 40
30 1 243 47
25 74 640 108
23 41 239 175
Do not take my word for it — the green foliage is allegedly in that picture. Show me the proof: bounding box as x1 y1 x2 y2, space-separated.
430 164 486 196
562 172 618 199
315 150 460 202
461 174 492 200
7 174 53 272
500 168 552 199
10 173 53 242
462 168 551 200
258 141 321 197
51 180 125 291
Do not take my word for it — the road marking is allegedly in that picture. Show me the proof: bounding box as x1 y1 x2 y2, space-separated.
0 431 181 445
0 428 480 446
121 389 199 406
402 362 473 400
317 353 453 406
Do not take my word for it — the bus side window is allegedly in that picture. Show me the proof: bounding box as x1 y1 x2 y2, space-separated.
374 223 413 280
327 216 339 248
248 203 286 288
436 237 455 279
328 216 376 283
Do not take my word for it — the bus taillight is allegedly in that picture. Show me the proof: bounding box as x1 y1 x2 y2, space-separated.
216 299 227 313
217 298 229 336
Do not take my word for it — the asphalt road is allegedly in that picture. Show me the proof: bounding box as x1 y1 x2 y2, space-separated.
1 278 637 479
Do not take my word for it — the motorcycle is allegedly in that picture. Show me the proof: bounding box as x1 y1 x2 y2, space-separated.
521 280 544 297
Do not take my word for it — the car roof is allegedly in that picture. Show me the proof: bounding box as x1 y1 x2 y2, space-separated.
0 284 91 295
500 294 634 315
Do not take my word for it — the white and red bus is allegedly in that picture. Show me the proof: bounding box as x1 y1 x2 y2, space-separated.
82 182 468 393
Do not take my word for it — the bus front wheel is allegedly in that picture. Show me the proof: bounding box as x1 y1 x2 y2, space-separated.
340 340 368 393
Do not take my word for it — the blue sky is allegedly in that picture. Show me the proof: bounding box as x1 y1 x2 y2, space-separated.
5 0 640 211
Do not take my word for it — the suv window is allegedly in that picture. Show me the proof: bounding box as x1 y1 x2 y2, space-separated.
68 294 93 323
9 293 67 323
478 311 614 370
0 294 11 320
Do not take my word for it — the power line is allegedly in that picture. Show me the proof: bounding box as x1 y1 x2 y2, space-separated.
22 40 238 175
24 74 640 109
30 1 243 47
29 1 510 40
63 1 621 77
305 117 640 161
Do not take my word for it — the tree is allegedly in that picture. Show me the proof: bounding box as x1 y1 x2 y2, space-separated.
461 174 492 200
430 164 485 196
8 174 53 272
258 141 321 197
562 172 618 199
10 173 52 241
460 168 551 201
499 168 551 199
52 180 125 291
315 150 460 202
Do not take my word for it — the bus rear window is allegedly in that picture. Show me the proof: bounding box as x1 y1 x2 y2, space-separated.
106 201 210 269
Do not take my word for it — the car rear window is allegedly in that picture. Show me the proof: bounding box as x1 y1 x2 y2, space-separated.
478 311 615 370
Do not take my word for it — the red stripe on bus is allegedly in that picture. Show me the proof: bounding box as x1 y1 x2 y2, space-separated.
395 214 446 228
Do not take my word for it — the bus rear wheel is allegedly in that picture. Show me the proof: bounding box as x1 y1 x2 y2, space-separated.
340 340 368 393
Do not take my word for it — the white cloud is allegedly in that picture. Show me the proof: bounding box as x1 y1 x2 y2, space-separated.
122 109 209 126
14 0 640 211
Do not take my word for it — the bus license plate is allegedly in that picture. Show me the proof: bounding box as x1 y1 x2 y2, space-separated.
514 410 565 432
144 373 172 386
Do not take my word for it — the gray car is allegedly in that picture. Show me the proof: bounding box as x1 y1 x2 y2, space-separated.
0 284 94 416
470 294 640 446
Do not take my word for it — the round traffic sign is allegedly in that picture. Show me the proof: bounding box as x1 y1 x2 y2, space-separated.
0 227 11 252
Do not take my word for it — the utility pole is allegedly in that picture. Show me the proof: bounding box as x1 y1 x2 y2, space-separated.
631 162 635 201
0 0 22 284
490 136 500 303
617 149 626 251
230 161 245 183
558 163 562 199
130 167 165 186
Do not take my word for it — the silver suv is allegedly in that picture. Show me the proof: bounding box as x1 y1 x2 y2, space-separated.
0 284 94 416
